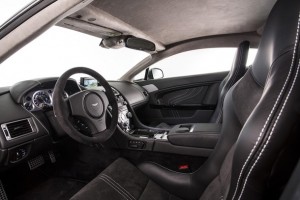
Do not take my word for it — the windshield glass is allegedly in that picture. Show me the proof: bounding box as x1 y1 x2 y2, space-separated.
0 26 149 86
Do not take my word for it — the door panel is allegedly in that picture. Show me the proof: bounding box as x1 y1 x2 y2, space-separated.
135 71 228 126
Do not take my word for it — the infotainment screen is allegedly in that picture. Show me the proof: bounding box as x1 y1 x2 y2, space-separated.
80 77 98 88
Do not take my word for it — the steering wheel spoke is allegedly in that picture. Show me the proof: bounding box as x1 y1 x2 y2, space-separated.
89 117 107 135
68 91 89 118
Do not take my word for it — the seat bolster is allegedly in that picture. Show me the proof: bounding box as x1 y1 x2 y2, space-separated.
138 162 197 200
72 158 183 200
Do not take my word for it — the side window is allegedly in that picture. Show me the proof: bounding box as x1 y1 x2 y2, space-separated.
134 48 257 80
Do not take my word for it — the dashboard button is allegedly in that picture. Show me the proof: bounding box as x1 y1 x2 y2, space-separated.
128 140 145 149
126 112 132 118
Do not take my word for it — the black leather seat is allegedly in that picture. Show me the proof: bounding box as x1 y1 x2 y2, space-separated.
157 41 249 129
209 40 249 123
72 0 300 199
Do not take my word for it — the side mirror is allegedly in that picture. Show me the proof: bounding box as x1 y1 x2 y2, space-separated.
147 68 164 80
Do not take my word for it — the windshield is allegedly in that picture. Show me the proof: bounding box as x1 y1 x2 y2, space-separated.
0 0 34 26
0 26 149 86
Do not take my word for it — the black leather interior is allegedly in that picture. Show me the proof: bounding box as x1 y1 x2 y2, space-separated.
167 123 221 149
137 72 226 126
138 68 263 200
155 40 249 128
71 0 300 199
209 40 249 123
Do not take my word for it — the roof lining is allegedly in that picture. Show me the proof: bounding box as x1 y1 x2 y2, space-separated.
89 0 276 46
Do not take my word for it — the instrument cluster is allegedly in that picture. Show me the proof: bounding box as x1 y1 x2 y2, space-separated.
23 89 68 111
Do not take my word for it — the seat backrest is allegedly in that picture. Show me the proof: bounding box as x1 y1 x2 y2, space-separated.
199 0 300 199
139 1 300 200
210 41 249 123
227 0 300 199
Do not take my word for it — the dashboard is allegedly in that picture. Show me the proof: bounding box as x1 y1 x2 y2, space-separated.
0 77 149 167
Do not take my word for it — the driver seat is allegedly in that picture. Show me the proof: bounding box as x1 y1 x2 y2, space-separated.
71 0 300 199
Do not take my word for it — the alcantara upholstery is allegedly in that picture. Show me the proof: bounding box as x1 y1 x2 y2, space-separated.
72 0 300 199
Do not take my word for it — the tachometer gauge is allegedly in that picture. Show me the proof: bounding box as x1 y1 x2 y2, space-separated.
23 102 33 111
32 91 52 109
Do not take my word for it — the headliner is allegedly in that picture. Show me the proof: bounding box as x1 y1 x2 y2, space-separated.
59 0 277 50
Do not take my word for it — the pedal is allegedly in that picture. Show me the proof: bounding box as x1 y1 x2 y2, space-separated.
28 155 45 170
0 180 8 200
48 151 56 163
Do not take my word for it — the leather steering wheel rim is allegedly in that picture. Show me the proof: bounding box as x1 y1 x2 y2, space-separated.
53 67 118 145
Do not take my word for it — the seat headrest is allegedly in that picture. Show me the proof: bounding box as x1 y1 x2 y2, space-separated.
252 0 300 86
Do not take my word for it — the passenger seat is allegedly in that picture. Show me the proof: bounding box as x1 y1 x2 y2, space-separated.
157 41 250 129
209 40 249 123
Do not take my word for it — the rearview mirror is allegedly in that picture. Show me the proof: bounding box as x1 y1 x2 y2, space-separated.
125 37 156 51
100 36 156 52
147 68 164 80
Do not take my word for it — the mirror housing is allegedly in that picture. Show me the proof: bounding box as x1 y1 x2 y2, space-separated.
100 36 156 52
125 37 155 51
147 68 164 80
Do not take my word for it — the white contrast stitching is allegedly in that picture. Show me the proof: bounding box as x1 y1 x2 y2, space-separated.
169 88 194 118
99 175 135 200
168 89 190 106
232 11 300 200
215 44 246 123
101 174 136 200
174 87 204 118
99 177 130 200
168 89 190 118
236 12 300 200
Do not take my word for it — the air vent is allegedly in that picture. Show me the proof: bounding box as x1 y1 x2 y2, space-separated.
1 118 36 140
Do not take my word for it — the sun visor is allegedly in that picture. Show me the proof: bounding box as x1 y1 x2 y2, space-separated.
57 17 121 38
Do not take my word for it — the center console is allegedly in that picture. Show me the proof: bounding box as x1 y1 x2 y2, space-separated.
167 123 221 149
111 86 222 157
121 122 221 157
112 87 133 133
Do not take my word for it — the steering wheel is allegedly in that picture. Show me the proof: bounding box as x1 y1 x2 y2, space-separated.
52 67 118 144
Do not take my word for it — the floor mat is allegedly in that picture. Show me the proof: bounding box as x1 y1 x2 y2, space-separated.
13 177 86 200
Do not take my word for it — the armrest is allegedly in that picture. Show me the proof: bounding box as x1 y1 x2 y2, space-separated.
167 123 221 149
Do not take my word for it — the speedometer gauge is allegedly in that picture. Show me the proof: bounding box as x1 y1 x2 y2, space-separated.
33 91 52 109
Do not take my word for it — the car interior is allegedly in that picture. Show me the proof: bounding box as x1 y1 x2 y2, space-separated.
0 0 300 200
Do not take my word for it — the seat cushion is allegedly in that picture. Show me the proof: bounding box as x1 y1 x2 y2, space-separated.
71 158 182 200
